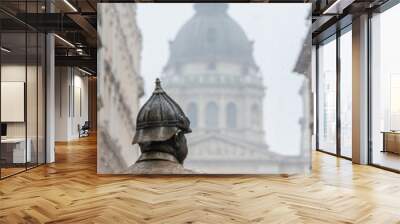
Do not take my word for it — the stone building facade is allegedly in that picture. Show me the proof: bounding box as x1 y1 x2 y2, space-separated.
162 3 309 173
162 3 269 173
97 4 144 173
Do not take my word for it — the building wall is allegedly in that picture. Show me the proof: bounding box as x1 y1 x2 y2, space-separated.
97 3 143 173
54 67 89 141
162 55 272 172
163 60 265 144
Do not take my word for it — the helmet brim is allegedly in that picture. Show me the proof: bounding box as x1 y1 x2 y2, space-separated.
132 126 178 144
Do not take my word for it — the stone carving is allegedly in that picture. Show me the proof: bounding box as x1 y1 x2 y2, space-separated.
126 79 193 174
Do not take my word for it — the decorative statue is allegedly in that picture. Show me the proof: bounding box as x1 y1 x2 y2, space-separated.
126 78 193 174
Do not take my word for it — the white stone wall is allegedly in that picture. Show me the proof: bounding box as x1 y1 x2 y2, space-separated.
54 67 89 141
97 3 143 174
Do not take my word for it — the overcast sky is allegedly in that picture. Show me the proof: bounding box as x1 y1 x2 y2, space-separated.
136 3 310 155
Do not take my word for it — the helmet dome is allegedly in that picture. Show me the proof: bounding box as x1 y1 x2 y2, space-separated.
132 78 191 144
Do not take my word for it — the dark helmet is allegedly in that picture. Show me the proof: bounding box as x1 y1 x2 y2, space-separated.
132 78 191 144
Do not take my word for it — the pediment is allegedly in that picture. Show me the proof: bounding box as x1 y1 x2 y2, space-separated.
187 134 275 160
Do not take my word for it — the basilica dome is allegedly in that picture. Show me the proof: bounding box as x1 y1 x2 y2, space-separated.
165 3 257 70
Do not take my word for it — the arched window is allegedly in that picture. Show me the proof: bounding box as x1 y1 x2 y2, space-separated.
207 27 216 44
208 62 216 70
187 102 198 128
206 102 218 128
226 102 237 129
251 104 261 128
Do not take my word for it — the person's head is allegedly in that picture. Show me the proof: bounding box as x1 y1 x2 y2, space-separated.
139 130 188 164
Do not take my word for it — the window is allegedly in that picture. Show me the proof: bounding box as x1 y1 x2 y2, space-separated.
187 102 198 128
317 36 337 154
370 4 400 171
340 28 352 158
251 104 261 128
241 66 249 75
207 27 216 44
0 2 47 179
206 102 218 128
226 102 237 129
208 62 216 70
315 26 354 159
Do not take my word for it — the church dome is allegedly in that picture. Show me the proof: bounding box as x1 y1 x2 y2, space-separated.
165 3 257 70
